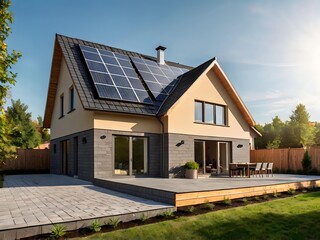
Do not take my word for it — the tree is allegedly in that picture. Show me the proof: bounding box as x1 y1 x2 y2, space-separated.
301 150 312 174
0 0 21 164
6 99 41 149
314 122 320 145
288 104 315 147
34 115 50 143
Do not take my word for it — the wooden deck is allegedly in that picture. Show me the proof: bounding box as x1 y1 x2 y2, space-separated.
95 174 320 207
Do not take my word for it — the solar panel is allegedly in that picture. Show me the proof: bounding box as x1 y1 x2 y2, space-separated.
79 45 153 104
130 57 189 102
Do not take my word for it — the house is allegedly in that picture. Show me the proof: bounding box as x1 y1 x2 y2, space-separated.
43 34 260 181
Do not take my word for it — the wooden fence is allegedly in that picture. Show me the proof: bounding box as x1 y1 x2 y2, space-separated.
0 149 50 172
250 146 320 172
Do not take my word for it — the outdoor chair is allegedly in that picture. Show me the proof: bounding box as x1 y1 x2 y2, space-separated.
229 164 242 177
267 162 273 177
250 162 262 177
260 162 268 177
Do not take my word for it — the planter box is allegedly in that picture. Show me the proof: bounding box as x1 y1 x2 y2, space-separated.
185 169 198 179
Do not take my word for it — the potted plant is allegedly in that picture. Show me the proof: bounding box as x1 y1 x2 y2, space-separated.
184 161 199 179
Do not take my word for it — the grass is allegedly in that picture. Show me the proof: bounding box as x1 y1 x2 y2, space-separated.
76 191 320 240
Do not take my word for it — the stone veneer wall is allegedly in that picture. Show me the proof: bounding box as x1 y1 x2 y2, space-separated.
165 133 250 177
50 129 94 181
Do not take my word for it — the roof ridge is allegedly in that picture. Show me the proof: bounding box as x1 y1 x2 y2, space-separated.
56 34 193 70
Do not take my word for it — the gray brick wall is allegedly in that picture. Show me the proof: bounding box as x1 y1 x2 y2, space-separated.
50 129 94 182
93 129 161 179
165 133 250 177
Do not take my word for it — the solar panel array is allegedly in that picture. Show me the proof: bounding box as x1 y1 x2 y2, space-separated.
131 57 189 102
79 45 153 104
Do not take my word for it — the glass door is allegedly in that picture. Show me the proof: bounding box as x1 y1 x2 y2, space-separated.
114 136 147 176
218 142 230 174
194 140 205 174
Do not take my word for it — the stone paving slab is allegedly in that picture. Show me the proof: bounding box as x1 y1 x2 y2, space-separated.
0 174 172 232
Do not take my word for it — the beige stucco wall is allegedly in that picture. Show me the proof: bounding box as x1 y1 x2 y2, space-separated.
94 112 162 134
50 58 94 140
165 66 253 141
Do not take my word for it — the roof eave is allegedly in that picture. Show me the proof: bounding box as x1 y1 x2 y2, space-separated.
43 36 63 128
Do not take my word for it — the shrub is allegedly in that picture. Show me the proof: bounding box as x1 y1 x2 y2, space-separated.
203 201 215 210
90 220 102 232
51 224 66 238
140 213 148 222
302 150 312 174
223 197 232 206
187 206 195 213
241 197 248 203
309 168 319 175
254 196 260 201
184 161 199 170
263 194 269 200
108 218 121 229
287 188 295 195
162 210 175 218
273 191 281 198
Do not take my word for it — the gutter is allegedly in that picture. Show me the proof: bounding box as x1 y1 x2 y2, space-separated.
157 117 165 177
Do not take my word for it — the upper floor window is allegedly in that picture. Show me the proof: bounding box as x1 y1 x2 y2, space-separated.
60 94 64 118
195 100 227 126
69 86 75 112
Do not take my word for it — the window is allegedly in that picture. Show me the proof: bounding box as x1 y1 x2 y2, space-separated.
205 103 214 124
195 101 203 122
216 105 225 125
114 136 148 176
195 100 227 126
60 94 64 118
69 87 75 112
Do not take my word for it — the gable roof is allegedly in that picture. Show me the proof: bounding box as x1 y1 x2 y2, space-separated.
43 34 256 129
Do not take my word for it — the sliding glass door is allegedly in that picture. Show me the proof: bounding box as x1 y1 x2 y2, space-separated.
114 136 147 176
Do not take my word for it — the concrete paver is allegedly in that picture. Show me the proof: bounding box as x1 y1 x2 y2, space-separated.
0 174 171 231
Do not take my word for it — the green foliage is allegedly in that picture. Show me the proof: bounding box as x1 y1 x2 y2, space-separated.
6 99 41 148
241 197 248 203
302 150 312 174
161 209 175 218
0 0 22 107
254 196 260 201
90 220 102 232
0 0 21 165
50 224 66 238
76 192 320 240
287 188 295 195
187 206 195 213
273 191 281 198
184 161 199 170
35 115 50 143
223 197 232 206
203 201 215 210
108 218 120 229
263 194 269 200
255 104 316 149
139 213 148 222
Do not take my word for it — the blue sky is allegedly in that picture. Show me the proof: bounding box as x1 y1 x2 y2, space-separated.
7 0 320 124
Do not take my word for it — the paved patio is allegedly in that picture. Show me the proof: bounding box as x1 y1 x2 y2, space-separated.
103 174 320 193
0 174 172 235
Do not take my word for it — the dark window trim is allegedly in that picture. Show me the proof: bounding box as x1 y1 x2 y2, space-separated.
194 100 228 126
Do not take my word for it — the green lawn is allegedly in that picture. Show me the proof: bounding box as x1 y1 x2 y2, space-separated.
77 192 320 240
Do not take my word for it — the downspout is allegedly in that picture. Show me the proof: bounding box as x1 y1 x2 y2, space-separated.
157 117 165 177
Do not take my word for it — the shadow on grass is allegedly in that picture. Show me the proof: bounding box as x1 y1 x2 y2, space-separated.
194 210 320 240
